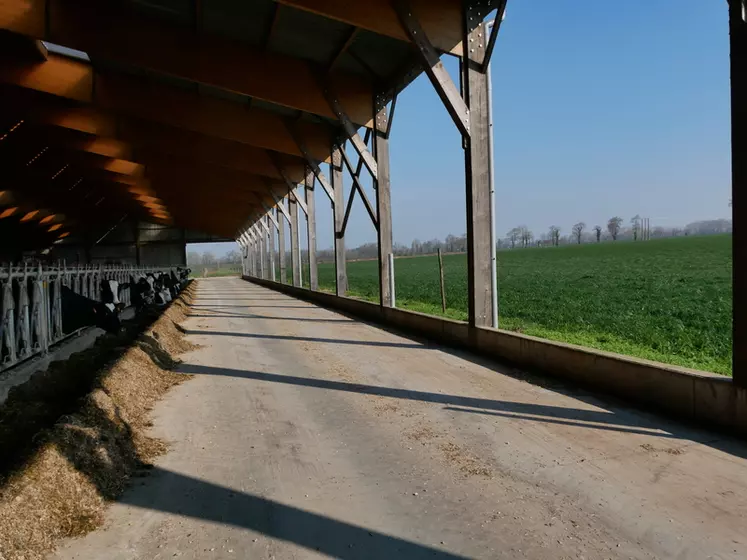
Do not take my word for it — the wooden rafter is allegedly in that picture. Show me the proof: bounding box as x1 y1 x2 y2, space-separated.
0 54 336 161
0 0 375 127
275 0 467 55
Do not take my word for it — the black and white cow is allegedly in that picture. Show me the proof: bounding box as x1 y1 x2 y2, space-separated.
129 274 156 312
100 279 126 313
177 268 191 289
61 285 122 334
147 272 172 305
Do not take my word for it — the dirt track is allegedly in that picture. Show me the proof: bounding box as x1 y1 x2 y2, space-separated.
53 277 747 559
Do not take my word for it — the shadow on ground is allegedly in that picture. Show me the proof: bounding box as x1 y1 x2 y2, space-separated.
173 362 746 460
117 466 468 559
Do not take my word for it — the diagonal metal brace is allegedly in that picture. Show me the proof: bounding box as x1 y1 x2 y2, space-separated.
393 0 471 138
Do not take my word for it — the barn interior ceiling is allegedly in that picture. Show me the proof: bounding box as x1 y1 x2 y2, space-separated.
0 0 494 257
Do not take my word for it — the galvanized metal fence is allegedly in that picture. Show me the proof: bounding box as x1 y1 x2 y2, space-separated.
0 263 176 373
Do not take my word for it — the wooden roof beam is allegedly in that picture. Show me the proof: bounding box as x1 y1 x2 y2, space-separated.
275 0 467 55
6 115 309 183
0 0 374 127
0 53 336 161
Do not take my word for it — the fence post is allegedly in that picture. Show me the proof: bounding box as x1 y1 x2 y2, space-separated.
438 248 447 313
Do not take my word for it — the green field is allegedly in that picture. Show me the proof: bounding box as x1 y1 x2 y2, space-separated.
316 235 732 375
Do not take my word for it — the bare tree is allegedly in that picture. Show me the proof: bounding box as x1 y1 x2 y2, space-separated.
548 225 561 246
571 222 586 245
187 251 202 266
519 226 533 248
607 216 623 240
593 225 602 242
507 228 520 249
631 214 641 241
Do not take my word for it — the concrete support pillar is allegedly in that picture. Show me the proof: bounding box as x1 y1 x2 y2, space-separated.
332 146 347 296
289 195 301 287
462 21 494 328
374 107 394 307
305 171 319 291
278 205 287 284
731 1 746 386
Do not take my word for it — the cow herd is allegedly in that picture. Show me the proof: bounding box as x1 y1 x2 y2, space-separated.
61 267 191 335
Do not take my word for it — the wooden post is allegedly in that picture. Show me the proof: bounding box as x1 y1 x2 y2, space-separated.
374 106 394 307
260 221 273 280
259 227 266 279
268 216 276 282
289 195 301 287
438 248 447 312
305 170 318 290
731 0 746 386
332 146 347 296
463 20 494 328
278 205 287 284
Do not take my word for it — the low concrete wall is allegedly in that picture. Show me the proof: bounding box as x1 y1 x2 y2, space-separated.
243 276 746 437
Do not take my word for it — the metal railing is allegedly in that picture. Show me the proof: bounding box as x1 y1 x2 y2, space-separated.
0 263 178 373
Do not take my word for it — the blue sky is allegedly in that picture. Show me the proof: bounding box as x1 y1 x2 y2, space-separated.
190 0 732 257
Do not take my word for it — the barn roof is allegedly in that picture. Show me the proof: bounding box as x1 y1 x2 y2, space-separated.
0 0 494 245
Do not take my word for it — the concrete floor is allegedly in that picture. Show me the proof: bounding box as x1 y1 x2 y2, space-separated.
54 277 747 559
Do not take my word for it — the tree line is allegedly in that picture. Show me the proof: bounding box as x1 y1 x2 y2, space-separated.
187 217 732 266
504 217 731 248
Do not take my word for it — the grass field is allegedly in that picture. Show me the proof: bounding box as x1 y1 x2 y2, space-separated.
316 235 732 375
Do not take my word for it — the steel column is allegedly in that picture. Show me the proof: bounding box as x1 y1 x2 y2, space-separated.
289 195 301 287
462 20 494 328
332 146 347 296
305 170 319 290
732 0 746 386
374 106 394 307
